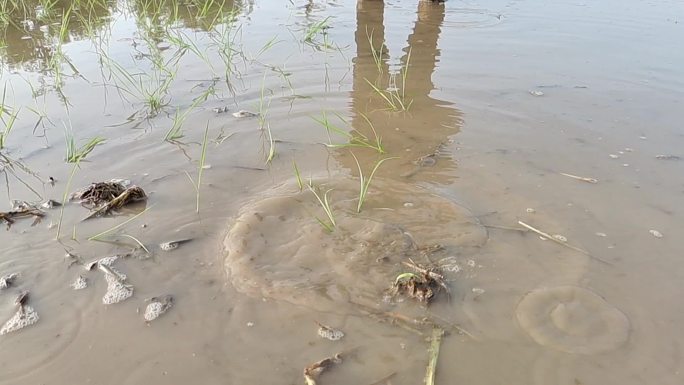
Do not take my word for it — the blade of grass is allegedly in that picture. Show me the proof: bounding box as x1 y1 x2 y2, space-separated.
350 153 397 213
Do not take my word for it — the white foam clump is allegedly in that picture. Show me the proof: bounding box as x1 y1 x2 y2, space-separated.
144 296 173 321
102 273 133 305
0 306 39 335
317 325 344 341
71 276 87 290
0 273 18 289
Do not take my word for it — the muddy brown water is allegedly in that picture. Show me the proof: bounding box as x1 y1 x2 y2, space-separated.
0 0 683 384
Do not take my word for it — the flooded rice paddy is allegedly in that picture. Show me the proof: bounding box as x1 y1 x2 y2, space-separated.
0 0 683 384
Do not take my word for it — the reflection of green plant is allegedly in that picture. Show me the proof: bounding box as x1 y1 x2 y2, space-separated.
0 84 19 149
312 111 385 153
350 152 396 213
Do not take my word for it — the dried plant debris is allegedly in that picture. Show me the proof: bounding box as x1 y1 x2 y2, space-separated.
0 206 45 229
1 291 39 335
71 180 128 208
71 275 88 290
14 290 29 306
655 154 680 161
304 353 343 385
159 239 193 251
316 322 344 341
0 273 18 289
390 260 449 304
71 179 146 218
144 295 173 322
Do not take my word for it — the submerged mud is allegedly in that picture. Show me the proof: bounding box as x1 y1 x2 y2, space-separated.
224 179 487 312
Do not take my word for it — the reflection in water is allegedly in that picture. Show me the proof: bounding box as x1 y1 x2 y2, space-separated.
0 0 114 72
0 0 245 73
350 0 461 184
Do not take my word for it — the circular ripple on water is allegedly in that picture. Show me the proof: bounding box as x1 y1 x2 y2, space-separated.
0 300 82 381
516 286 630 354
224 179 487 312
442 7 504 29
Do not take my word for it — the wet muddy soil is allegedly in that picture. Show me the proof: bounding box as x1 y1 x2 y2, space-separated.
0 0 682 384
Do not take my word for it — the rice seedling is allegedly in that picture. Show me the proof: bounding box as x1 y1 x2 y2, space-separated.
350 152 396 213
366 27 386 75
0 107 19 150
303 16 330 46
87 205 153 242
184 122 210 213
264 123 275 164
65 133 106 163
0 153 43 201
269 64 296 96
54 126 106 239
209 10 243 88
55 162 78 240
254 35 281 60
364 48 413 112
306 179 336 232
166 29 214 73
256 71 272 129
312 111 385 153
100 52 176 118
164 85 215 142
292 159 303 191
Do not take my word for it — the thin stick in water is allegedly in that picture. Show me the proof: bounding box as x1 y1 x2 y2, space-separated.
560 172 598 184
517 221 611 265
425 327 444 385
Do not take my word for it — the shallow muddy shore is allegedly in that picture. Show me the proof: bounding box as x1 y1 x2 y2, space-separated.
0 0 682 384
